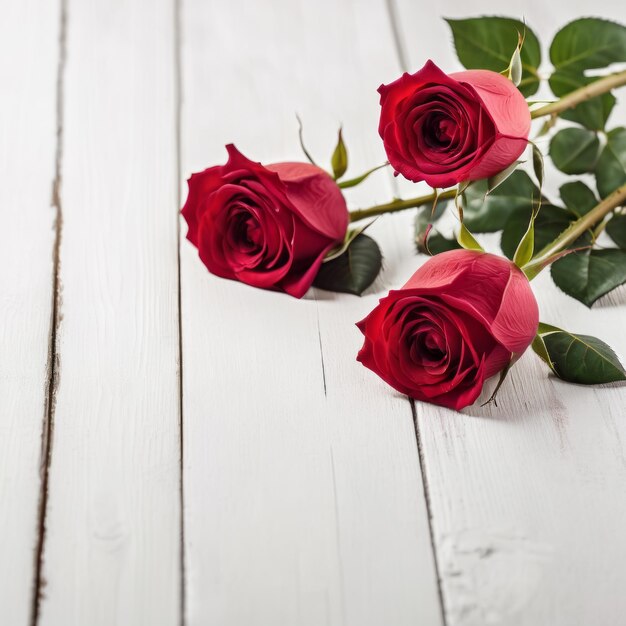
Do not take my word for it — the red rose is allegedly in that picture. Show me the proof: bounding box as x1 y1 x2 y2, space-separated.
378 60 531 188
182 145 349 298
356 250 539 410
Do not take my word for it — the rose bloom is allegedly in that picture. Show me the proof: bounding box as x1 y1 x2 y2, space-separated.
182 144 349 298
378 60 531 188
356 250 539 410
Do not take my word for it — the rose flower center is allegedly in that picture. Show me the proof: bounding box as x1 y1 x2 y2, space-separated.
415 332 445 362
233 210 263 254
406 320 448 367
422 332 446 359
425 113 457 149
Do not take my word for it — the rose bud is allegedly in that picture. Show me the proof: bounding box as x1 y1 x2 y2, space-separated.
182 144 349 298
378 60 531 188
356 250 539 410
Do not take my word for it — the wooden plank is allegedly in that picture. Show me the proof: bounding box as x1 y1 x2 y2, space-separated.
36 0 181 623
391 1 626 623
179 0 443 624
0 1 60 623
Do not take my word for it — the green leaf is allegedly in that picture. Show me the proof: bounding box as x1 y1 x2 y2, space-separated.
533 322 626 384
338 162 388 189
531 143 544 192
323 219 375 262
595 127 626 198
550 18 626 73
446 17 541 96
313 234 382 296
606 214 626 248
548 19 626 129
501 204 590 259
549 128 599 175
486 159 524 194
549 70 616 130
463 171 541 233
457 222 484 251
551 248 626 307
512 210 535 268
331 128 348 180
509 43 522 86
559 181 598 217
531 334 554 372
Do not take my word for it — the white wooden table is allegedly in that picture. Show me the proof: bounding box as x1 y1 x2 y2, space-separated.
2 0 626 624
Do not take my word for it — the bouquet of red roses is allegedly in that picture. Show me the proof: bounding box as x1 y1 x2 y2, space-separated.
181 16 626 410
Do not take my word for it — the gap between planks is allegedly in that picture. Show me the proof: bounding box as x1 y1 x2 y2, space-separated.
29 2 188 624
410 401 448 626
385 0 410 73
26 2 445 624
384 0 447 622
30 0 68 623
174 0 187 622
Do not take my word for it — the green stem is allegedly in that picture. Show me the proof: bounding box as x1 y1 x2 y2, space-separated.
524 183 626 276
530 70 626 119
592 217 610 241
349 189 457 222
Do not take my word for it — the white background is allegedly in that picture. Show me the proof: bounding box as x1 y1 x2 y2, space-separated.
1 0 625 624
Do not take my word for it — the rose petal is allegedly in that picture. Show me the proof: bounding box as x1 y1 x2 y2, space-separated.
267 162 348 242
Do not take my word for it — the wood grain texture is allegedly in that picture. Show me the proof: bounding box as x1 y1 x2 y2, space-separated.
36 0 181 624
0 1 59 623
4 0 625 623
391 1 626 623
179 0 442 624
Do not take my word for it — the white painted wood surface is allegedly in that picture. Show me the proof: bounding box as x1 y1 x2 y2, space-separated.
392 1 626 624
0 1 59 624
2 0 626 624
35 0 181 624
179 0 441 624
